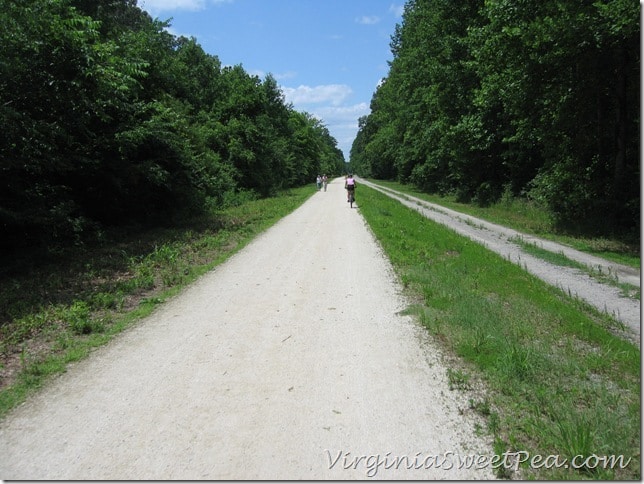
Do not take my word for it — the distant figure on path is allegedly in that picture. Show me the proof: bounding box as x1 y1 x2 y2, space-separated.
345 174 356 202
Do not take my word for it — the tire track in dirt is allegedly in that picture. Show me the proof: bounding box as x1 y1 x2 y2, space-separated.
361 179 640 344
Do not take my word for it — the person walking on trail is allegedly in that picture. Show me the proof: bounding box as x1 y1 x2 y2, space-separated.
316 175 322 191
345 174 356 202
322 174 328 192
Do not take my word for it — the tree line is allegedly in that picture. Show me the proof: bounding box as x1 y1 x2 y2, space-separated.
350 0 639 236
1 0 345 251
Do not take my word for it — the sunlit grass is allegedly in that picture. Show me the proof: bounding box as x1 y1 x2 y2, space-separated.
512 237 640 300
368 179 640 269
358 185 640 480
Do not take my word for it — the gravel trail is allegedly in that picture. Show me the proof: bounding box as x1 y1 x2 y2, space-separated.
361 179 640 344
0 178 495 480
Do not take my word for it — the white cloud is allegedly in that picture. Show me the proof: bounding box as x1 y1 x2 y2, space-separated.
312 103 370 124
280 84 367 156
140 0 232 14
248 69 265 78
272 71 298 81
139 0 205 12
249 70 298 82
308 103 371 160
356 15 380 25
389 4 404 17
281 84 353 106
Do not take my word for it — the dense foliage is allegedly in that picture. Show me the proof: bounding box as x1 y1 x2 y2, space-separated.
351 0 639 236
0 0 345 251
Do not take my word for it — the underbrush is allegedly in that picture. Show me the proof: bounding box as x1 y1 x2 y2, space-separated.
358 185 640 480
0 186 314 418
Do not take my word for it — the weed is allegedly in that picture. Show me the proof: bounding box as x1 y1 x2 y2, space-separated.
546 411 602 476
487 411 500 435
491 436 514 478
446 368 471 390
133 263 155 290
469 398 491 416
496 342 538 382
66 301 104 335
513 238 640 298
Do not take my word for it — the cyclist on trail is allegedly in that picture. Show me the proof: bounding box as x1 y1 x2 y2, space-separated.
345 174 356 202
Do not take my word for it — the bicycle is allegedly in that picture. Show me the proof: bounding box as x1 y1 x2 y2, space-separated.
345 174 356 208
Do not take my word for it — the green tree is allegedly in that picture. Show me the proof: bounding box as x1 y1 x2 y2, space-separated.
0 0 147 245
471 0 640 230
352 0 639 234
0 0 350 253
285 111 323 185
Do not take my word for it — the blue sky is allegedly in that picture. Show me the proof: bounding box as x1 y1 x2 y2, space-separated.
139 0 404 160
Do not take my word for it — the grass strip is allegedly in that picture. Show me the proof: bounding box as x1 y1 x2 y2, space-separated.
0 186 315 419
368 179 640 269
511 237 640 300
358 185 640 480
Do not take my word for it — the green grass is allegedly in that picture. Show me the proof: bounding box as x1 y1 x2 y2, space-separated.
368 179 640 269
512 237 640 300
0 181 639 479
0 186 315 418
358 185 640 480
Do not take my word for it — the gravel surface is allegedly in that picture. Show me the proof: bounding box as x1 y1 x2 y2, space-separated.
0 178 496 480
361 179 640 345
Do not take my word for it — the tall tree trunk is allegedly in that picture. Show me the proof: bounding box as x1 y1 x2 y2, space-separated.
613 46 627 198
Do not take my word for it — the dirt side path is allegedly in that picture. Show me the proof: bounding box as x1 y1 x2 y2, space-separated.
0 178 495 480
361 179 640 344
